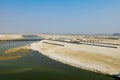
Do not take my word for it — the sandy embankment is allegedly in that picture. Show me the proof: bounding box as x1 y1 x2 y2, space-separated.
0 35 23 40
26 40 120 75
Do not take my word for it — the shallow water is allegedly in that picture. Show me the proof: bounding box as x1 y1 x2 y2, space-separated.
0 41 116 80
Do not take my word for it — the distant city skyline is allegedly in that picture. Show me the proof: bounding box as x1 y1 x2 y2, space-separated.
0 0 120 34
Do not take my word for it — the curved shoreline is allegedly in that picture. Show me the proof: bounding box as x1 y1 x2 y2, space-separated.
35 50 109 75
25 40 120 76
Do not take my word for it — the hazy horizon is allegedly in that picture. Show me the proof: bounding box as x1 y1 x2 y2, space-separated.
0 0 120 34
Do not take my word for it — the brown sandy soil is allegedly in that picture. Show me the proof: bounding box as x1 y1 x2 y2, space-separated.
27 40 120 75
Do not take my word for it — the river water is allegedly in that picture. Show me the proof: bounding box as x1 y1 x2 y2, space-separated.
0 40 116 80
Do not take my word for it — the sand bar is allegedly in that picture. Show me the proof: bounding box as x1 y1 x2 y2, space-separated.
27 40 120 75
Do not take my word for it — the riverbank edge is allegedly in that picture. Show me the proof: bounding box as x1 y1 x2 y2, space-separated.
23 40 120 79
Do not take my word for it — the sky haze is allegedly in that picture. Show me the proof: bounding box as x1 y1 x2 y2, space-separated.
0 0 120 34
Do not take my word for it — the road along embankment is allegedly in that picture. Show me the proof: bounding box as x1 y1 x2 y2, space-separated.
21 40 120 76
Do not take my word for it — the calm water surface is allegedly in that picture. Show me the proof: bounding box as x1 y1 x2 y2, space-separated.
0 41 116 80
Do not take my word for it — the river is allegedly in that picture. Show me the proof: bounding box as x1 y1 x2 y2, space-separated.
0 38 117 80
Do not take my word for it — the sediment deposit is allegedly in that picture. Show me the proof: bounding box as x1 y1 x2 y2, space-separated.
27 40 120 75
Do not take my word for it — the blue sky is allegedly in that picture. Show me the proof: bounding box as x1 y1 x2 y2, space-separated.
0 0 120 34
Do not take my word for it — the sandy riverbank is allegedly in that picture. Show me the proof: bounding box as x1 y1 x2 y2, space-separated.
26 40 120 75
0 35 23 40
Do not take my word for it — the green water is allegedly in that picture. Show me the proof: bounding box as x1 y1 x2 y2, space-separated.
0 41 116 80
